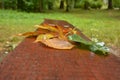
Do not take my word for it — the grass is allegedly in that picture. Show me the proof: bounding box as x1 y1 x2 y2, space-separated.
0 9 120 48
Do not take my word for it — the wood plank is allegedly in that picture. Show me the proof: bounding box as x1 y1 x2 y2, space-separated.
0 19 120 80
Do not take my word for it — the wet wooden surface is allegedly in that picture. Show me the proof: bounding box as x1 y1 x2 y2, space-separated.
0 19 120 80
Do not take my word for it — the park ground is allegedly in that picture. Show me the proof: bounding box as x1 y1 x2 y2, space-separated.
0 9 120 60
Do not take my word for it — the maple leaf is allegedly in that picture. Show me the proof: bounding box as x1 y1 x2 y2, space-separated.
40 38 74 49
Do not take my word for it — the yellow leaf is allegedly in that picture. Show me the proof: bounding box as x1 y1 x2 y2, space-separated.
35 24 59 32
35 34 54 42
71 28 77 34
18 32 39 37
64 28 77 36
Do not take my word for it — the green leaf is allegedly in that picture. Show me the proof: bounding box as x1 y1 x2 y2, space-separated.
90 43 109 56
68 34 109 56
68 34 92 45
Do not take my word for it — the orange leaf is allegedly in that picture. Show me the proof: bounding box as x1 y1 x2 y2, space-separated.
18 32 39 37
56 25 67 40
36 28 51 34
35 24 59 32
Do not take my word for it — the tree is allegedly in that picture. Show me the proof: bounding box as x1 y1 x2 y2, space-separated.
113 0 120 9
39 0 43 12
65 0 75 12
84 0 89 10
0 0 5 9
66 0 70 12
47 0 54 10
60 0 64 9
108 0 113 9
17 0 25 10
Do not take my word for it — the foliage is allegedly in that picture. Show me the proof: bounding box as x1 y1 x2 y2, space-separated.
1 0 120 12
24 0 34 12
19 24 75 49
113 0 120 8
0 0 103 12
1 0 17 9
0 0 55 12
90 0 103 9
19 21 109 55
79 0 103 9
74 0 81 8
17 18 110 55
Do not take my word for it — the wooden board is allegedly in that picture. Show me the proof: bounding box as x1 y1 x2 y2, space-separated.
0 19 120 80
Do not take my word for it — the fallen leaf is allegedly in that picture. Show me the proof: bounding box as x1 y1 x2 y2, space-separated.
56 25 67 40
18 32 39 37
40 38 74 49
35 24 59 32
36 28 51 34
68 34 109 55
35 33 54 42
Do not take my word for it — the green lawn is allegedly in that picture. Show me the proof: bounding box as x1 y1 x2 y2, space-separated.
0 9 120 48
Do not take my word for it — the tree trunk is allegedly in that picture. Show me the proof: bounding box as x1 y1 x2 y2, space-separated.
39 0 43 12
60 0 64 9
1 0 4 9
108 0 113 9
48 1 53 10
66 0 70 12
74 0 77 8
84 0 89 10
71 0 75 9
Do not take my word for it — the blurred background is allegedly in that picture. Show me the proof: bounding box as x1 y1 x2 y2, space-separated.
0 0 120 12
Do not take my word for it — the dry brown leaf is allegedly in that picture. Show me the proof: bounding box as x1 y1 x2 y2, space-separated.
40 38 74 49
